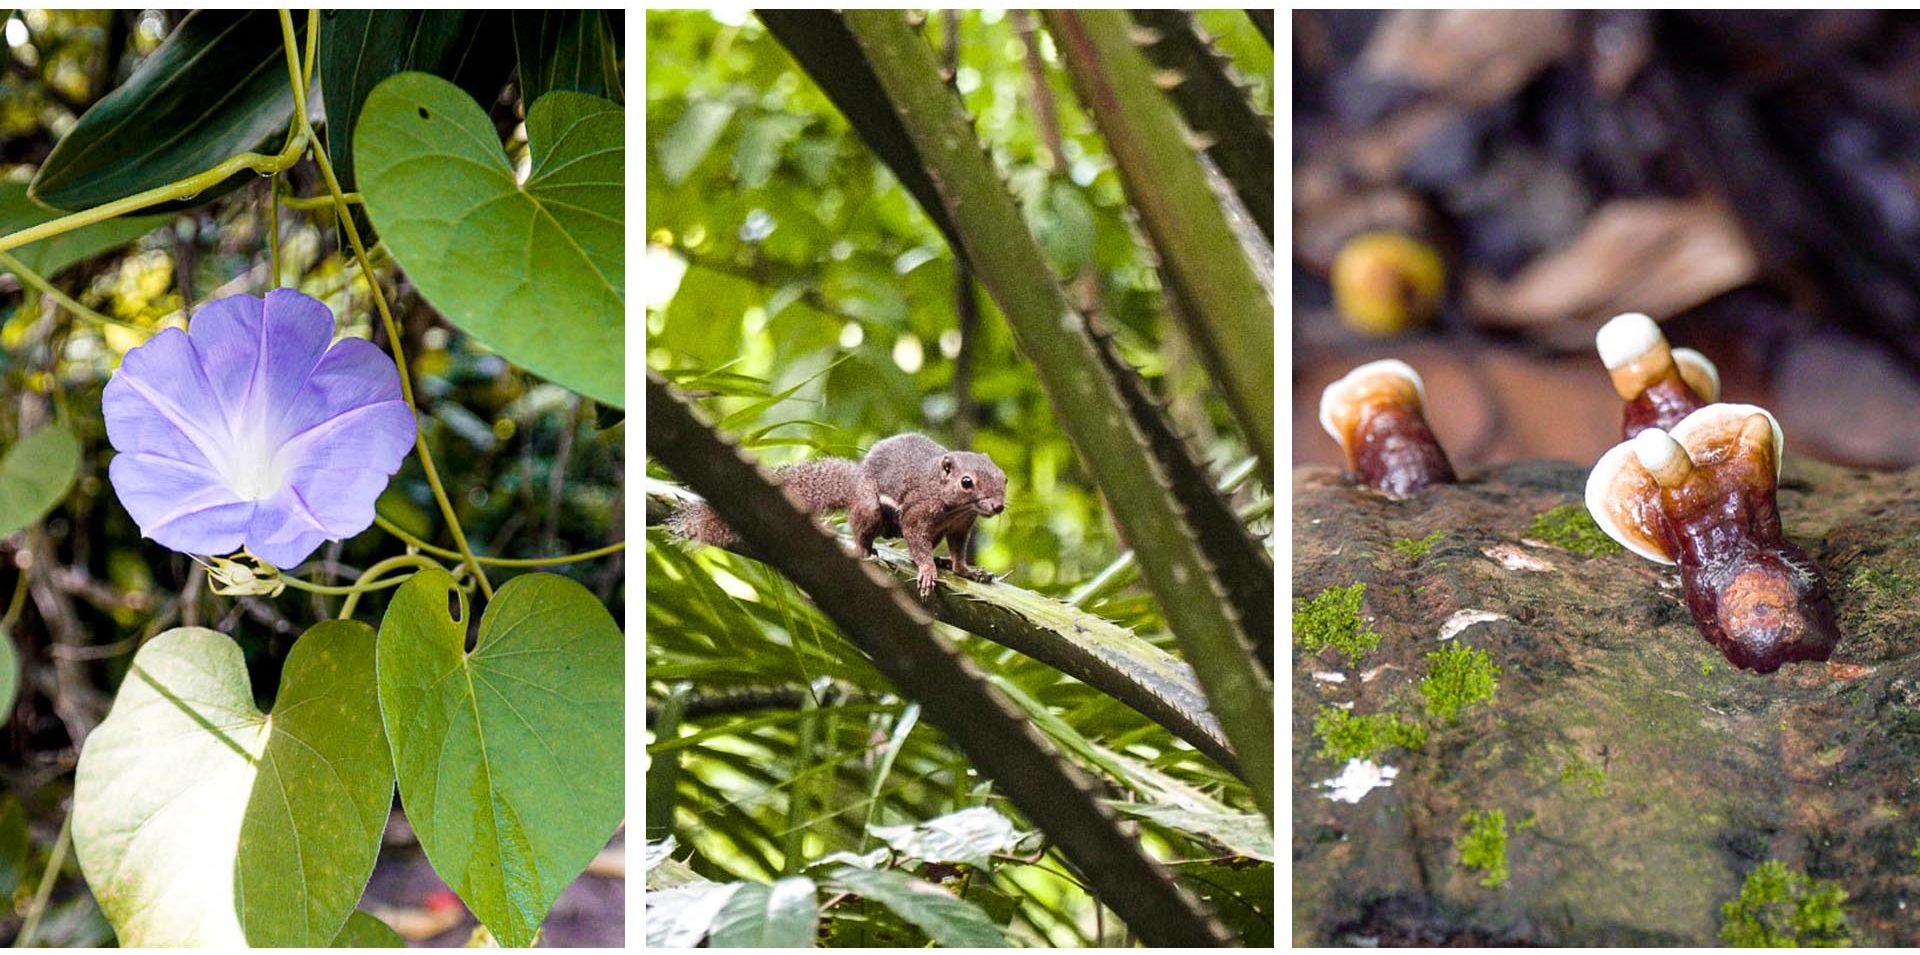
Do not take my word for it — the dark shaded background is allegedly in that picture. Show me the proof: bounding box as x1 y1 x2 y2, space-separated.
1294 9 1920 475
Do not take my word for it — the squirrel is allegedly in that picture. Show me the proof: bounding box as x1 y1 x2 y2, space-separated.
668 433 1008 597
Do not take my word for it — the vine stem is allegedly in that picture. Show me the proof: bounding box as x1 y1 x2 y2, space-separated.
278 8 492 599
266 180 281 286
278 571 410 598
278 191 362 211
373 515 625 567
0 251 150 335
0 132 306 255
16 809 72 947
1 569 28 631
334 553 445 619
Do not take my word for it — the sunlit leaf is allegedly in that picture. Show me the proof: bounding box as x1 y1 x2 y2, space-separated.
377 569 623 947
817 865 1009 948
357 74 624 407
644 882 741 947
869 807 1026 868
30 11 308 212
708 876 819 948
1111 801 1275 861
0 425 80 537
72 624 392 946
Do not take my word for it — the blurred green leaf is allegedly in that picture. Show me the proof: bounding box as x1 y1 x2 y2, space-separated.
72 623 391 946
30 11 306 212
0 184 169 280
0 424 80 537
357 73 624 407
656 100 736 186
0 793 24 902
377 569 623 947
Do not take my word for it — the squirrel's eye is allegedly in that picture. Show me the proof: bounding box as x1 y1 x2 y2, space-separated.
961 475 974 489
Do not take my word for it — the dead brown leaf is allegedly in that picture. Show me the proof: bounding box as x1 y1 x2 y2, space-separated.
1464 196 1759 347
1362 10 1574 108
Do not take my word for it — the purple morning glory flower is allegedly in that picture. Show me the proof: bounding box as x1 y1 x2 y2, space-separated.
103 289 416 568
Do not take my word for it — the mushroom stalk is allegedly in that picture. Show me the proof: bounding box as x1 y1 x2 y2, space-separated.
1595 312 1720 438
1586 404 1837 673
1319 359 1456 498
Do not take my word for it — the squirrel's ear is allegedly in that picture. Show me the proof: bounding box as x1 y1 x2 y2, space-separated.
940 454 953 473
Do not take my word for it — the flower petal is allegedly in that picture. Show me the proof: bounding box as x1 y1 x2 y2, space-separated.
103 327 229 469
185 290 333 439
244 486 334 569
276 338 415 470
108 453 253 556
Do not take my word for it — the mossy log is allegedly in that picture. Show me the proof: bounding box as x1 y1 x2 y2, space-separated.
1292 457 1920 946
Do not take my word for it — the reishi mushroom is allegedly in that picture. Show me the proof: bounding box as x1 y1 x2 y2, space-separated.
1595 311 1721 438
1319 359 1457 498
1585 403 1837 673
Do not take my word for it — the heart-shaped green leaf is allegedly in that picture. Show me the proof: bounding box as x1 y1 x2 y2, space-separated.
29 11 307 212
317 11 516 195
356 73 623 407
0 425 80 538
376 569 623 946
73 623 392 946
0 183 170 281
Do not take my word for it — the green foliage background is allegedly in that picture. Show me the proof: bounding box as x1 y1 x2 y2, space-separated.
646 10 1272 946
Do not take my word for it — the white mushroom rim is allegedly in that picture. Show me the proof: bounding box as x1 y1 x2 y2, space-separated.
1318 358 1427 446
1584 402 1784 565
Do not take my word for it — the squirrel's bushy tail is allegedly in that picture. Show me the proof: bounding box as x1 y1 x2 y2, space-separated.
668 457 870 546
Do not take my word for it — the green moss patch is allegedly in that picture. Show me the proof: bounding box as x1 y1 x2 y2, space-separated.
1419 644 1500 723
1559 756 1607 798
1524 503 1623 558
1294 583 1380 666
1390 531 1444 561
1456 808 1509 888
1313 705 1427 762
1719 861 1850 947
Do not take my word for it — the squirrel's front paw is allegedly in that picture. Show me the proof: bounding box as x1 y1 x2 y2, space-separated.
959 566 996 584
916 564 938 598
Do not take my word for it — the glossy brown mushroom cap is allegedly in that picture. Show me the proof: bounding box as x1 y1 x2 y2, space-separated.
1319 359 1457 498
1585 403 1837 672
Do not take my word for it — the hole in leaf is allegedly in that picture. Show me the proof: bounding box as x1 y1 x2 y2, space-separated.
447 590 463 624
417 106 430 120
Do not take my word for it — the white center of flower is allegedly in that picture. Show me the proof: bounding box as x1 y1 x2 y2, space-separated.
219 422 289 503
